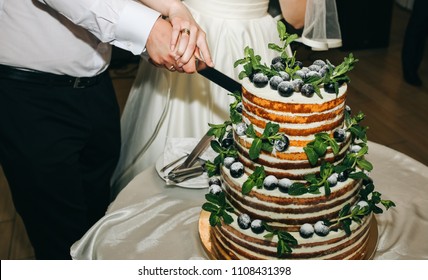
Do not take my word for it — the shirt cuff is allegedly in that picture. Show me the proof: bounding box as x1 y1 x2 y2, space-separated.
114 1 161 55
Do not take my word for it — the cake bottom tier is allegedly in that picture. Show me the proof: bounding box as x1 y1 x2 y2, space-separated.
199 211 378 260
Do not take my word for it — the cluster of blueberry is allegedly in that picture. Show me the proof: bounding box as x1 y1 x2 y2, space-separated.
207 177 266 234
251 58 334 98
299 200 369 239
237 213 265 234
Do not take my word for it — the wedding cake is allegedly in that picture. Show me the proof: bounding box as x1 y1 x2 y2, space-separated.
200 22 395 259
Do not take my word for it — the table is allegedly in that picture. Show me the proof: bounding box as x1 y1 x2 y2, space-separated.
70 142 428 260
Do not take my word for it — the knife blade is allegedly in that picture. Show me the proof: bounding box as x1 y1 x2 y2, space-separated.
196 60 242 94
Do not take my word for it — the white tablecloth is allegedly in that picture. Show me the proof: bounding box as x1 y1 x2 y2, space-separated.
71 141 428 260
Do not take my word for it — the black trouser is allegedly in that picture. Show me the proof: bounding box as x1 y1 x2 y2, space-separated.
402 0 428 76
0 70 121 259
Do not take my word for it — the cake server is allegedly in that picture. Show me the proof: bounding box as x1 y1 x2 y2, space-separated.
196 60 242 94
170 133 213 172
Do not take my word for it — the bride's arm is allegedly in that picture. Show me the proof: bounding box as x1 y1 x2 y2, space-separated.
279 0 307 29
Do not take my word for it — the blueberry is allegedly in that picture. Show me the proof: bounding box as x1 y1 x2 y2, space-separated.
236 102 243 113
319 65 329 77
237 213 251 230
274 134 290 152
352 200 369 212
208 177 221 186
337 170 349 182
345 105 352 115
223 156 236 169
208 184 222 195
269 76 283 90
349 145 362 153
323 82 337 93
313 59 326 67
272 61 285 72
278 71 290 81
271 56 283 65
278 178 292 193
301 84 315 97
230 162 244 178
314 221 330 237
277 81 294 97
333 128 346 142
299 223 315 238
292 61 303 69
292 78 304 92
252 72 269 88
221 137 234 148
250 219 265 234
357 200 369 209
308 64 321 72
263 175 278 190
235 122 247 136
306 71 322 80
327 173 338 187
295 70 306 79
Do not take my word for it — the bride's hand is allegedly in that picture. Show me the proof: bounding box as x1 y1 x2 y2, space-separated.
166 1 214 71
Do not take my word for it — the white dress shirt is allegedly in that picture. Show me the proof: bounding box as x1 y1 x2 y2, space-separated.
0 0 160 77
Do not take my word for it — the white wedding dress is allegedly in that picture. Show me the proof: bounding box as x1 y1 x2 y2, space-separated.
111 0 341 197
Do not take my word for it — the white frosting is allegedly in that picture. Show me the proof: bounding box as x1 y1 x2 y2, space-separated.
242 78 347 104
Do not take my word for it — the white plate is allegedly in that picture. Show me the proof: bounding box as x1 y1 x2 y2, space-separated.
155 137 217 189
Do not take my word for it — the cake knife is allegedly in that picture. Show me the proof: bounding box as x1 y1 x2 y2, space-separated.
196 60 242 94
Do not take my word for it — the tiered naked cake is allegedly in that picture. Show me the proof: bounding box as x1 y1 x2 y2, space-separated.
199 22 395 260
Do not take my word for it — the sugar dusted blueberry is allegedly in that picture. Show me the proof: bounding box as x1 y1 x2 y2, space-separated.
250 219 265 234
277 81 294 97
333 128 346 142
237 213 251 230
235 122 247 136
292 60 303 69
272 61 285 72
300 223 315 238
274 134 290 152
352 200 369 212
230 162 244 178
357 200 369 209
345 105 352 115
301 84 315 97
319 65 329 77
263 175 278 190
223 156 236 169
301 67 310 74
271 56 283 65
252 72 269 88
278 178 292 193
327 173 338 187
349 145 362 153
278 71 290 81
313 59 326 67
208 184 222 195
314 221 330 236
292 78 304 92
337 170 349 182
208 177 221 186
269 75 283 90
306 70 322 80
308 64 321 72
295 70 306 79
